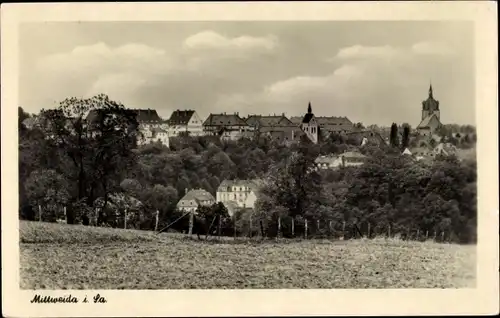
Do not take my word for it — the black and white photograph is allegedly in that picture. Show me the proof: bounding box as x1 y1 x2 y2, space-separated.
2 2 498 317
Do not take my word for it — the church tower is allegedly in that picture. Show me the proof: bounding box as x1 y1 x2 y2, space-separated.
421 84 440 121
300 101 318 144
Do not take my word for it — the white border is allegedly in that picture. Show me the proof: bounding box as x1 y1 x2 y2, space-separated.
2 2 498 317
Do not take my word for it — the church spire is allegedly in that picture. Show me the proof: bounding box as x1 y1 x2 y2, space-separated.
307 102 312 114
429 82 433 98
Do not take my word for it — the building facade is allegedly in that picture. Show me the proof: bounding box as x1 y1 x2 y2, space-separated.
167 110 204 137
216 179 262 216
315 151 367 170
203 113 254 140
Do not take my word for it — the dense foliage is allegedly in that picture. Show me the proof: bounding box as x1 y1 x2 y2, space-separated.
19 96 477 243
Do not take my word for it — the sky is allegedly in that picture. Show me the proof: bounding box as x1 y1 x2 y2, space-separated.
19 21 475 127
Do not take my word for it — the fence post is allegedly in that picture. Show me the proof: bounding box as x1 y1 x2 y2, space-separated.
234 217 237 240
433 230 437 241
218 215 222 238
441 231 445 242
317 220 320 236
388 224 391 238
425 230 429 240
38 205 42 222
291 218 295 237
95 207 99 226
341 221 346 240
277 216 281 239
155 210 159 232
188 211 194 235
329 220 332 237
416 229 420 241
249 215 253 238
305 219 308 239
124 208 127 229
367 223 371 238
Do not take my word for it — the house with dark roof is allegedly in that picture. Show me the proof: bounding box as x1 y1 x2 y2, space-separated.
176 188 216 213
315 116 354 136
417 84 442 136
203 112 254 140
246 114 303 144
167 109 204 137
345 130 387 147
245 114 293 128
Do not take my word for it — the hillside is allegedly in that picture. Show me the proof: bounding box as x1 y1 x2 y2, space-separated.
20 221 476 289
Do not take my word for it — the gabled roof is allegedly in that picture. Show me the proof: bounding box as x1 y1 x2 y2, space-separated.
180 189 215 203
314 116 354 131
217 179 263 192
402 148 412 156
289 116 303 125
417 113 439 129
203 113 248 127
130 109 163 122
259 125 304 140
341 151 367 159
169 110 195 125
246 115 293 127
315 116 353 125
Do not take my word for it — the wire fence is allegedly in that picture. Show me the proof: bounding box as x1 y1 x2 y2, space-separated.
36 204 457 244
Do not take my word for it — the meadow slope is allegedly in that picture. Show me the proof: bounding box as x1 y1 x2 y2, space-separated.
20 221 476 289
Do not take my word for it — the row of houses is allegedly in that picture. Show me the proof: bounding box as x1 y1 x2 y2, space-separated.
23 85 444 149
126 102 356 147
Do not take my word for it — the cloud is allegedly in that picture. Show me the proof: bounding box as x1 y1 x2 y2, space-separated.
216 41 464 125
33 31 280 108
336 45 400 60
411 41 455 55
182 31 279 70
183 30 277 52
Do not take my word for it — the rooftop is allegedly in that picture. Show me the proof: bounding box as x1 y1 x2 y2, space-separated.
179 189 215 204
169 110 195 125
203 113 248 127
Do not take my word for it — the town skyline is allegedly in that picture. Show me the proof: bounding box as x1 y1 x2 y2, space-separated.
19 21 475 127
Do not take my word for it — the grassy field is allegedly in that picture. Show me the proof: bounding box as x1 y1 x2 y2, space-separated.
20 221 476 289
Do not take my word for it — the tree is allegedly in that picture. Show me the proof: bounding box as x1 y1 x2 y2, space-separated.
390 123 399 148
401 125 410 150
39 94 139 224
25 169 70 222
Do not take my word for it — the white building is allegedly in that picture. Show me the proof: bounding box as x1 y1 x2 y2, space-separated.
216 179 262 216
315 151 367 170
168 110 205 137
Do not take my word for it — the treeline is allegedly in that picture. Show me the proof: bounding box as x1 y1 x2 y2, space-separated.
18 95 477 243
251 144 476 243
